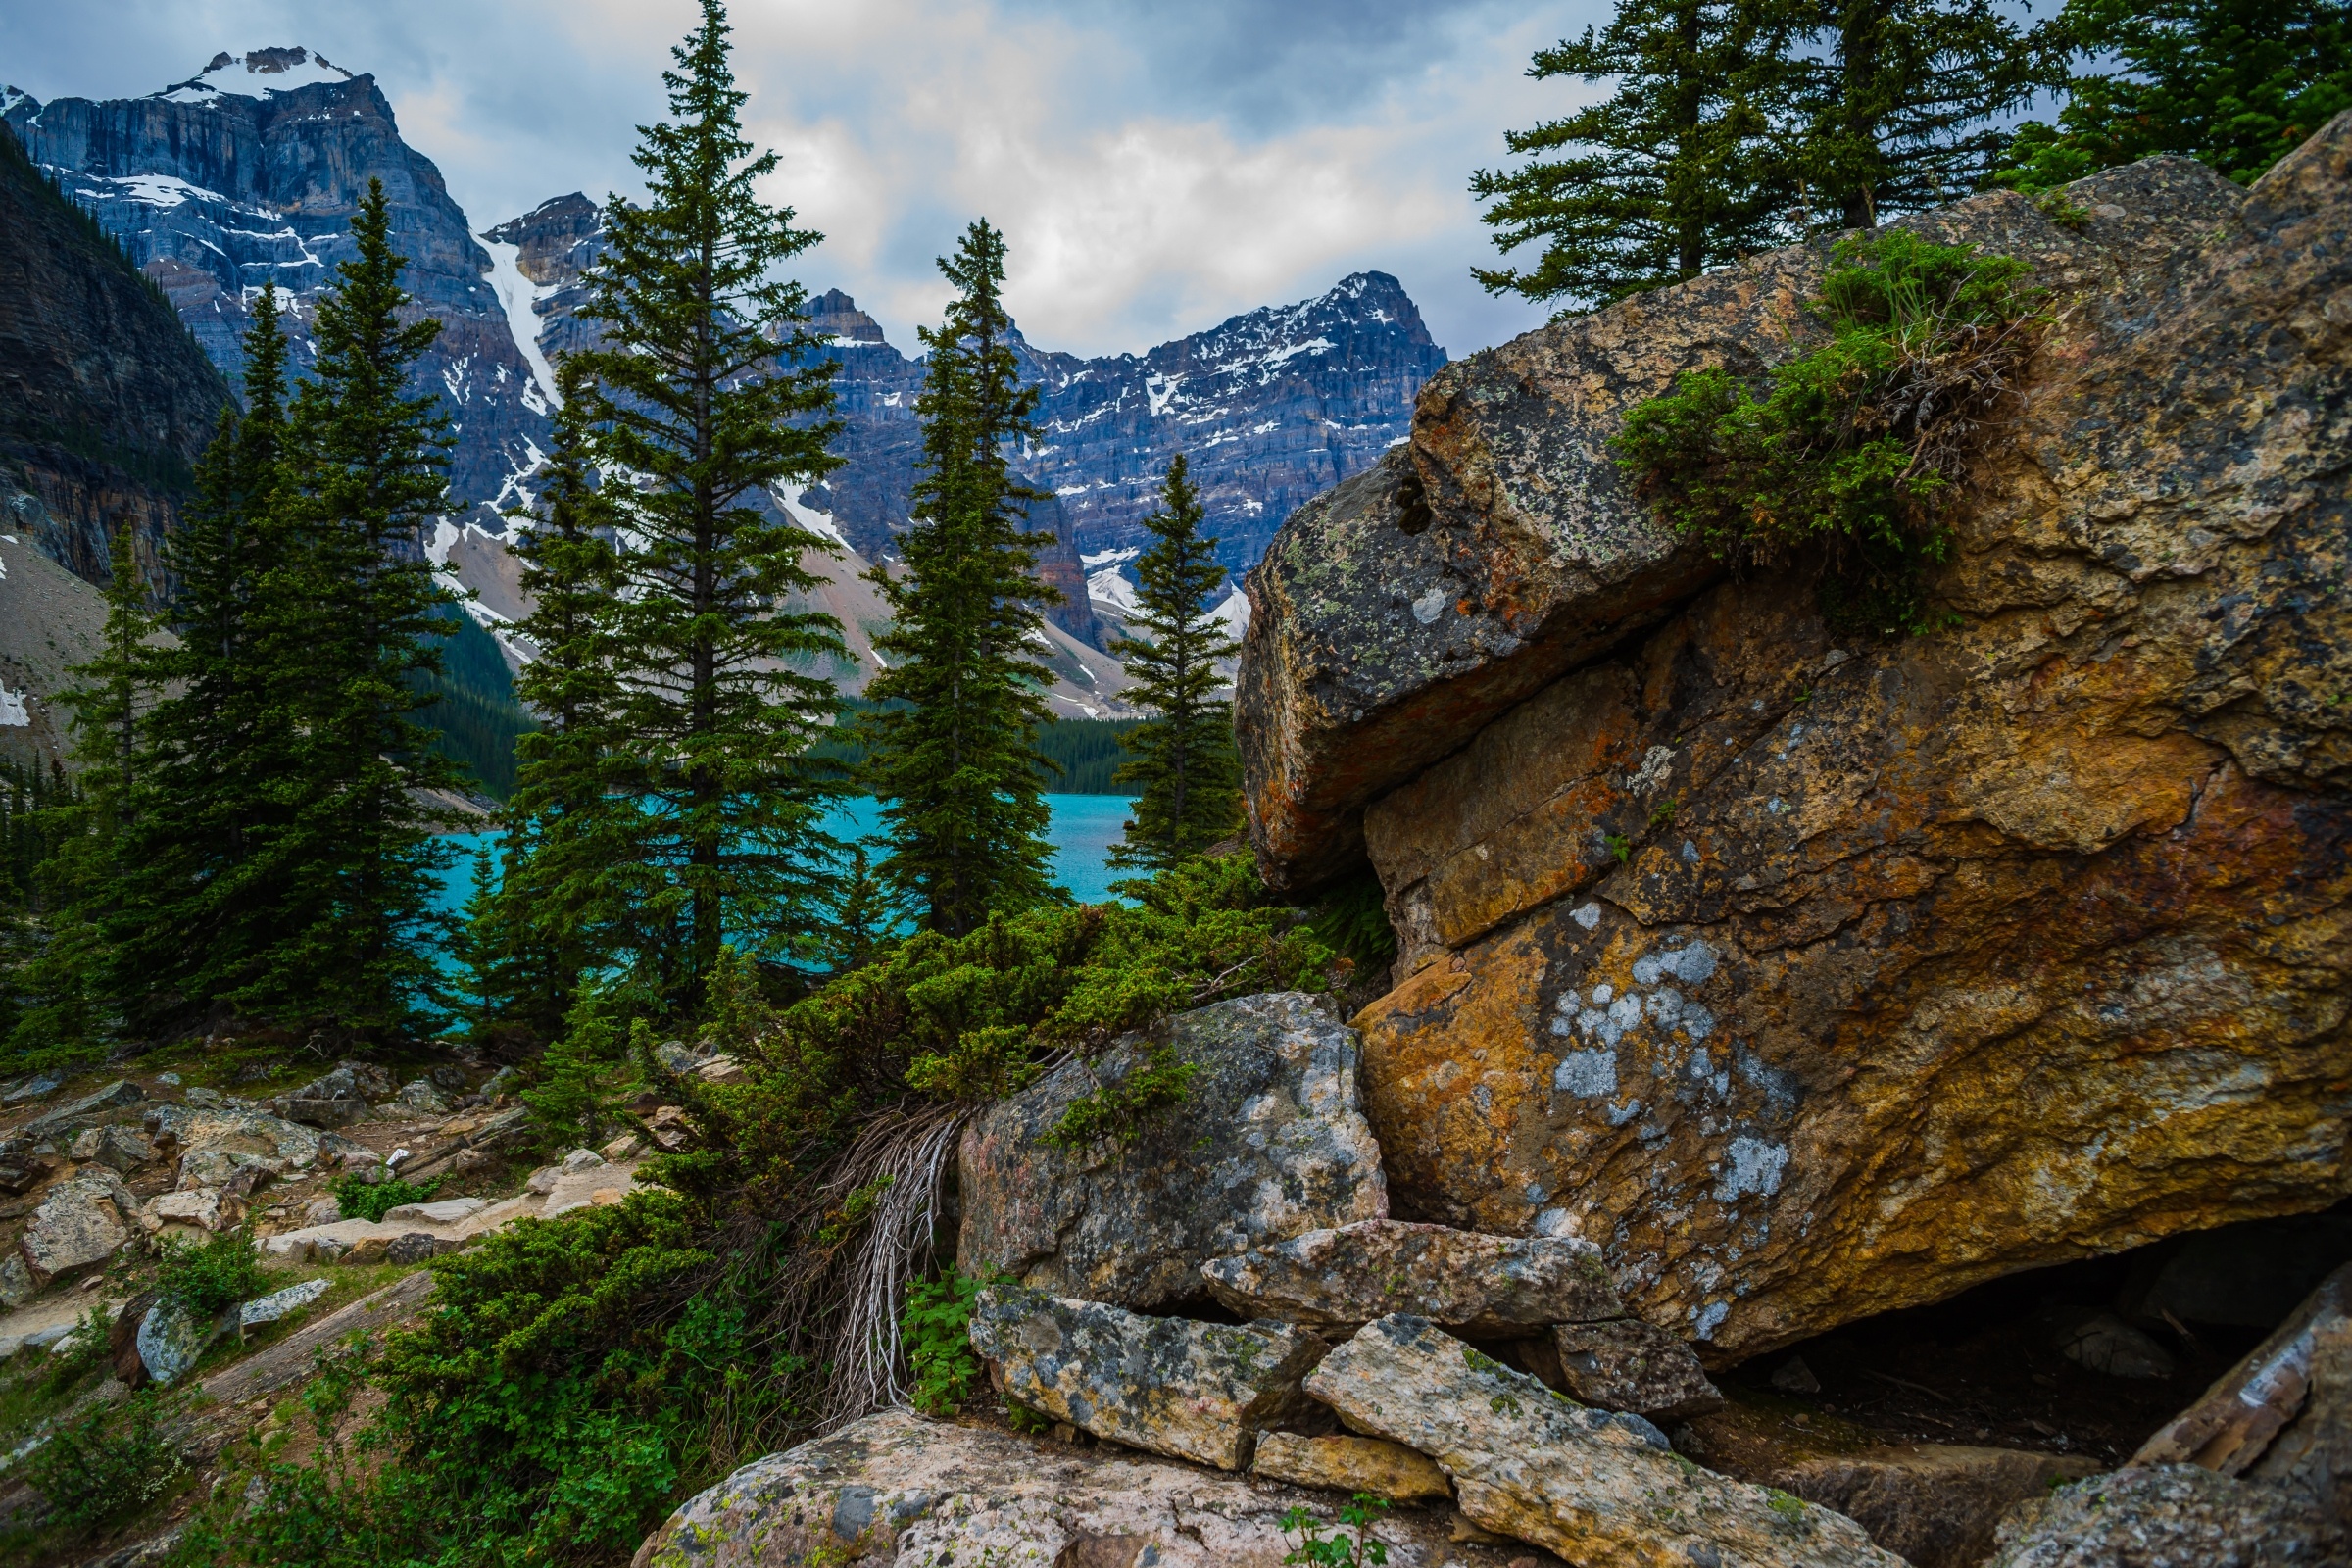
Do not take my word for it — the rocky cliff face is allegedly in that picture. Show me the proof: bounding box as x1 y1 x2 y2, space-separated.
1237 117 2352 1361
4 50 554 525
0 121 232 588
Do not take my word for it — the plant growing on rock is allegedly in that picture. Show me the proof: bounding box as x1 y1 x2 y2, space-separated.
900 1266 987 1415
1280 1494 1392 1567
1612 227 2046 634
1044 1043 1199 1152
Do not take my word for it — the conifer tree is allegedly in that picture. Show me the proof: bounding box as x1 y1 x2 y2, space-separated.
1993 0 2352 191
1106 455 1242 873
1759 0 2047 230
1472 0 1788 312
240 180 462 1041
863 220 1062 935
477 357 631 1039
106 285 293 1031
568 0 849 1005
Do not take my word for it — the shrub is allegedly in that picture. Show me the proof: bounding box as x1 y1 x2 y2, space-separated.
900 1267 985 1416
154 1229 268 1317
328 1172 443 1225
1045 1043 1198 1152
25 1393 187 1537
1612 230 2046 636
1281 1494 1392 1567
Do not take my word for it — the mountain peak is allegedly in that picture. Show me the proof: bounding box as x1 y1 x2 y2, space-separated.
156 47 357 104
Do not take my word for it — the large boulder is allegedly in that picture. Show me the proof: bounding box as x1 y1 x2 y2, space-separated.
1986 1464 2340 1568
632 1408 1553 1568
1200 1218 1622 1335
1250 123 2352 1360
967 1287 1326 1470
18 1167 139 1282
957 992 1387 1310
1305 1313 1899 1566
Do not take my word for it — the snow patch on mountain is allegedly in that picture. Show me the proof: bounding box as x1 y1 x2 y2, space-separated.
157 48 356 103
0 688 28 727
479 238 561 410
774 485 849 550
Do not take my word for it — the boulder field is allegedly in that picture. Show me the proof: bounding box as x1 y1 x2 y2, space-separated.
642 119 2352 1568
1241 116 2352 1362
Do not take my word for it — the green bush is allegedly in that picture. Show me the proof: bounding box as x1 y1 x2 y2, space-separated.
901 1267 986 1416
25 1393 187 1538
328 1172 444 1225
154 1229 268 1317
1612 230 2046 636
1281 1494 1392 1567
1045 1043 1198 1152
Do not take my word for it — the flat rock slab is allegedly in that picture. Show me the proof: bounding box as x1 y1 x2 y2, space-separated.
201 1269 437 1406
632 1408 1562 1568
1307 1314 1900 1567
1201 1218 1621 1336
258 1161 644 1262
1986 1463 2341 1568
958 992 1387 1311
238 1277 331 1330
1552 1317 1724 1422
1250 1431 1452 1502
969 1287 1325 1470
0 1294 120 1360
23 1078 143 1137
1769 1445 2098 1568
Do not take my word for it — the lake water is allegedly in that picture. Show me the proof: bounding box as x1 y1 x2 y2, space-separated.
432 792 1138 920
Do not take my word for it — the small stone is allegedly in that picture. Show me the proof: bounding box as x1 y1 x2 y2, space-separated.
2053 1312 2175 1380
238 1277 331 1329
1202 1218 1622 1336
303 1196 343 1226
143 1189 227 1233
384 1232 440 1264
1305 1314 1898 1567
1552 1318 1725 1421
184 1086 225 1107
601 1133 643 1161
1771 1355 1823 1395
69 1128 102 1161
647 1104 693 1150
1250 1431 1452 1502
968 1286 1327 1471
87 1124 159 1174
449 1147 492 1172
340 1235 391 1266
524 1165 563 1195
378 1198 487 1226
3 1072 63 1103
562 1148 606 1173
156 1073 180 1087
656 1040 700 1074
0 1252 32 1309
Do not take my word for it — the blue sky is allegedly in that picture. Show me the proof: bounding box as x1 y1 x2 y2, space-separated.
2 0 1619 359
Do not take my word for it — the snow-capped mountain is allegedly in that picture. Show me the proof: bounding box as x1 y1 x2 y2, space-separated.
4 50 554 526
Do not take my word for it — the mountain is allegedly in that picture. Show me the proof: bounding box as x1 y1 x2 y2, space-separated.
3 49 554 528
0 119 232 590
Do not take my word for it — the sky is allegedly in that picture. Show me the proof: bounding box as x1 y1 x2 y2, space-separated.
0 0 1621 361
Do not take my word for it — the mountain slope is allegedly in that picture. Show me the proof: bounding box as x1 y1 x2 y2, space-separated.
0 120 233 587
4 50 553 526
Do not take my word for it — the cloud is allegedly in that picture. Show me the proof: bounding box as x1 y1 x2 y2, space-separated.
0 0 1615 358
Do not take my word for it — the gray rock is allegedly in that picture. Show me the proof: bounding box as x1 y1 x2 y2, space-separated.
393 1079 451 1116
283 1096 368 1129
633 1407 1546 1568
1305 1314 1900 1566
1985 1464 2340 1567
19 1168 138 1282
958 992 1387 1311
238 1277 331 1330
655 1040 701 1074
136 1298 219 1386
302 1195 343 1226
2054 1311 2176 1380
384 1233 441 1264
379 1198 487 1226
1552 1318 1724 1421
1 1072 62 1103
0 1251 32 1309
968 1286 1327 1471
561 1147 606 1173
75 1124 159 1174
182 1086 225 1107
24 1078 144 1137
1201 1218 1621 1336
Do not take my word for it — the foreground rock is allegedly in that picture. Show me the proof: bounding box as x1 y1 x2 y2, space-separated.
1986 1464 2341 1567
1278 122 2352 1359
1202 1219 1623 1335
958 993 1387 1310
19 1166 139 1282
1306 1314 1899 1566
632 1408 1554 1568
1551 1317 1724 1422
968 1287 1325 1470
1250 1431 1452 1502
2135 1261 2351 1514
1771 1446 2097 1568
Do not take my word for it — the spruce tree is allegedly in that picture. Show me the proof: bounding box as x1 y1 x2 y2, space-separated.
863 220 1062 936
480 357 631 1039
241 179 462 1042
1994 0 2352 191
1106 455 1243 873
1472 0 1788 312
1760 0 2047 230
107 285 293 1032
568 0 849 1004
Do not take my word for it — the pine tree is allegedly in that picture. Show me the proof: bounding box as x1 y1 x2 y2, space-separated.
1993 0 2352 191
480 357 632 1040
106 285 293 1032
863 220 1063 936
240 179 463 1042
1472 0 1788 312
1760 0 2048 230
1106 455 1243 873
567 0 850 1006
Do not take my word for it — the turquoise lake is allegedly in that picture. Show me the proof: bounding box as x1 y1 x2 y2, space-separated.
432 792 1138 920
